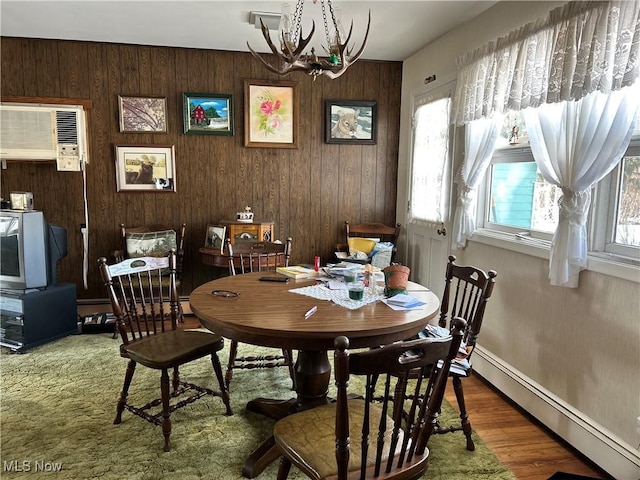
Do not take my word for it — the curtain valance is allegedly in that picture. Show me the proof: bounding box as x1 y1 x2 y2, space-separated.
453 1 640 125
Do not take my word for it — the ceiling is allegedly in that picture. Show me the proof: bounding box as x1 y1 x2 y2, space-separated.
0 1 497 62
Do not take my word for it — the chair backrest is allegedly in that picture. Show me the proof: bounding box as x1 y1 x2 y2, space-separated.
224 237 292 276
438 255 497 361
333 318 466 479
98 250 180 345
344 221 401 264
116 223 187 277
345 220 401 244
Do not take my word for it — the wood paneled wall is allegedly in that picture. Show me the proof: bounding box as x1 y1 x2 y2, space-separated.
0 38 401 298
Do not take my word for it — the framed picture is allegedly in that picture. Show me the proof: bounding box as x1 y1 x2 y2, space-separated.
325 100 377 145
118 95 167 133
244 79 298 148
114 145 176 192
204 224 226 251
183 93 233 135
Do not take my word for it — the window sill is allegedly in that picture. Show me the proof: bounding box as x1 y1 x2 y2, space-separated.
470 229 640 284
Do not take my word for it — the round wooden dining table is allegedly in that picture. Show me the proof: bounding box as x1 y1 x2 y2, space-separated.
189 271 440 478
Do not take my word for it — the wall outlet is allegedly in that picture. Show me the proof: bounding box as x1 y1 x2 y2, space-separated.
636 416 640 436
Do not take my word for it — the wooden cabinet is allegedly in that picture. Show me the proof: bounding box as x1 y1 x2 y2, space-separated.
221 220 274 245
0 283 77 352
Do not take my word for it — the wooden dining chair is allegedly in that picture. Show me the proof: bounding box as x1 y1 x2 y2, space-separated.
273 318 466 480
223 237 297 390
98 249 232 452
337 220 401 266
420 255 497 451
113 223 187 294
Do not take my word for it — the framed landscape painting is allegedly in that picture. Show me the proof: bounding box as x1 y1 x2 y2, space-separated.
325 100 377 145
183 93 233 135
244 79 298 148
118 95 167 133
114 144 176 192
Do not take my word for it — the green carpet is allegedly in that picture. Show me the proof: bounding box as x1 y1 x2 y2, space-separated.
1 334 516 480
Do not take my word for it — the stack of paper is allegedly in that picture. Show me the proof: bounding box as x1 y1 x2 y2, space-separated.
386 294 424 309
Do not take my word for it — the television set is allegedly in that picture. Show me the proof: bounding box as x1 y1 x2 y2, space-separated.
0 210 68 290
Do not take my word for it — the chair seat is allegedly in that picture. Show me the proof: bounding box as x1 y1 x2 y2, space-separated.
274 399 421 480
121 330 225 370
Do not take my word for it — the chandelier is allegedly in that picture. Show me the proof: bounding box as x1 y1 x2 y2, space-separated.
247 0 370 80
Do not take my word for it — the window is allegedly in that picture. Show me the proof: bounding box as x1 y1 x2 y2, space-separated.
409 94 452 224
478 111 640 265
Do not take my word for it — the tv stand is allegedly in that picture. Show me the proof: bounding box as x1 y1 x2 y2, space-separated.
0 283 77 353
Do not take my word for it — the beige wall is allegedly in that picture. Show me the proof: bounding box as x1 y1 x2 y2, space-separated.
398 0 640 462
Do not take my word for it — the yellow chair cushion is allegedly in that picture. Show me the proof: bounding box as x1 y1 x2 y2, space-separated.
347 237 378 256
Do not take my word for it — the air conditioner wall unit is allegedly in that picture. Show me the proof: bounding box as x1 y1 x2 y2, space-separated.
0 104 88 166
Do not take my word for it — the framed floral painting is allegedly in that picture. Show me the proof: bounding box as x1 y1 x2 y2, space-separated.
244 79 298 148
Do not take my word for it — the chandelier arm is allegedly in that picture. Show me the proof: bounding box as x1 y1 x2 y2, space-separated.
323 10 371 79
286 22 316 58
247 42 290 75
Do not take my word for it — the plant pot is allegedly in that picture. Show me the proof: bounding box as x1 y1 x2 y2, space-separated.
383 264 410 296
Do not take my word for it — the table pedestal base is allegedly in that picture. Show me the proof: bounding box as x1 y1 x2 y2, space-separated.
242 350 332 478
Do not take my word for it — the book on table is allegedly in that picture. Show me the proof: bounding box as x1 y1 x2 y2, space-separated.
276 265 318 279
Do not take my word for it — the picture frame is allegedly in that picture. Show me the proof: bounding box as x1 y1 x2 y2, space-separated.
244 79 298 148
183 93 234 135
118 95 167 133
325 100 377 145
204 224 226 252
114 145 176 192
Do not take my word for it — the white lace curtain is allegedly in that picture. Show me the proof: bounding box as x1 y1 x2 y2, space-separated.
449 0 640 286
453 1 640 124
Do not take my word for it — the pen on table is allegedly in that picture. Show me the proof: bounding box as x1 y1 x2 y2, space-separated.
304 306 318 319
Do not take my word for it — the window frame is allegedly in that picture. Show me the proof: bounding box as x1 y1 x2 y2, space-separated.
474 135 640 283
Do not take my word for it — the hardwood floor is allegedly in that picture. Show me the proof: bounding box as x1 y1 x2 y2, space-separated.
448 374 613 480
80 307 612 480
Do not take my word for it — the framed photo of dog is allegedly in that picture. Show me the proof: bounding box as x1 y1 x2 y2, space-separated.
114 144 176 192
325 100 377 145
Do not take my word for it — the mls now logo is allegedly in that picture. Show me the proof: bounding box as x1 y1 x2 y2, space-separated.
3 460 62 472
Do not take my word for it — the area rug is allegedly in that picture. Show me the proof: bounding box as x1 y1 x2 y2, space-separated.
1 334 516 480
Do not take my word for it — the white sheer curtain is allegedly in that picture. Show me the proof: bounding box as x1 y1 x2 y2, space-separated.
451 115 503 249
453 1 640 125
523 84 640 287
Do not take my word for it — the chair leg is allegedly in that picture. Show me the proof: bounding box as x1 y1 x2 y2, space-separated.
114 359 136 425
225 340 239 389
282 349 297 391
211 354 233 416
277 456 292 480
452 376 474 451
172 367 180 392
160 368 172 452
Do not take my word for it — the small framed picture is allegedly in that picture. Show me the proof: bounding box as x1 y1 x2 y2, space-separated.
118 95 167 133
183 93 234 135
244 79 298 148
204 224 226 251
114 145 176 192
325 100 377 145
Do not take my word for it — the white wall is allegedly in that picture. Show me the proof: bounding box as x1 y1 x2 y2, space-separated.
398 2 640 478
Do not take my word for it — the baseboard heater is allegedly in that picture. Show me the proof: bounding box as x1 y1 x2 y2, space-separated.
473 346 640 480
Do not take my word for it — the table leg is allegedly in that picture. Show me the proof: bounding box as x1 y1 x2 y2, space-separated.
242 350 332 478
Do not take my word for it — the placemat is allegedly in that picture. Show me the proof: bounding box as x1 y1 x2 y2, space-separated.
289 284 385 310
